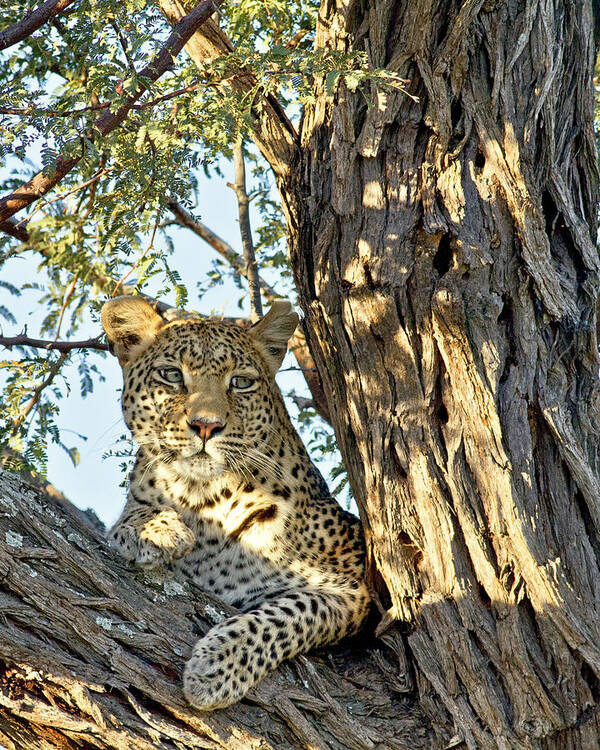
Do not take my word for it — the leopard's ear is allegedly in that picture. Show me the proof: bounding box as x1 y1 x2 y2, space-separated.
250 300 299 375
101 296 165 366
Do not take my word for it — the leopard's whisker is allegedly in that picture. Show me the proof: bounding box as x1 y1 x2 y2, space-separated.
222 440 283 483
223 445 255 484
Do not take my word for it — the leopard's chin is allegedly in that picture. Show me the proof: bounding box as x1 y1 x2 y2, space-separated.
171 452 227 483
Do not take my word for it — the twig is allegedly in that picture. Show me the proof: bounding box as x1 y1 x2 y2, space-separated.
0 84 204 118
80 155 105 219
0 0 78 52
44 169 107 206
279 366 318 373
112 216 159 297
0 0 224 225
0 334 108 353
110 20 136 75
228 138 262 320
32 168 108 217
11 352 68 434
54 276 78 340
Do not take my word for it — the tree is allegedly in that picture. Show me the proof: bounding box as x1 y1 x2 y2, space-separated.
1 1 599 748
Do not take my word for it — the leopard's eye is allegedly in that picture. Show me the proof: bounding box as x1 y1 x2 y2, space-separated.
230 375 256 390
156 367 183 385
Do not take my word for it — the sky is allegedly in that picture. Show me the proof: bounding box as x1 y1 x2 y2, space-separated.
1 159 335 527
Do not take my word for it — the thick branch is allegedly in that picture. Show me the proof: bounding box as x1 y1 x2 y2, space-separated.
0 0 223 225
0 153 81 225
0 219 29 242
0 471 428 749
0 0 78 51
157 0 298 178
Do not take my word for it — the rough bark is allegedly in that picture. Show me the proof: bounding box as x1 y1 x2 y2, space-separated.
0 470 430 749
276 1 600 749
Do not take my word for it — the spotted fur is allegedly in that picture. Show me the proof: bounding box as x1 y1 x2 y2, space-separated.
102 297 370 710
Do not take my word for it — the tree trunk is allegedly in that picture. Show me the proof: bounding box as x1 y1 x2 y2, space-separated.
0 470 430 749
278 1 600 748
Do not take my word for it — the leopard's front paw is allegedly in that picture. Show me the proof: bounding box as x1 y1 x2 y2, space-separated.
183 636 250 710
138 509 196 565
183 614 275 710
109 509 195 569
108 522 142 563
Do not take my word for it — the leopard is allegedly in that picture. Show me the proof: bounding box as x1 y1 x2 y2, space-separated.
101 295 370 710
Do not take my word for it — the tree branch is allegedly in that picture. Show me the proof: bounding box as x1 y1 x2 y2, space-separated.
0 0 224 225
0 0 78 51
157 0 299 179
0 334 108 353
0 471 429 749
0 219 29 242
229 138 263 320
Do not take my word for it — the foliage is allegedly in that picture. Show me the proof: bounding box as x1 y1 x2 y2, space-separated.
0 0 392 493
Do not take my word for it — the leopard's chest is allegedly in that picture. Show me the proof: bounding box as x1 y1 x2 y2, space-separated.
171 490 300 609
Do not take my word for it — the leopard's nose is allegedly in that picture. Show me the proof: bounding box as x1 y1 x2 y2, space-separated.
188 419 225 441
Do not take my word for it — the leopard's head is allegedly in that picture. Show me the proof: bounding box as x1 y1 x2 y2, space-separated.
101 297 299 483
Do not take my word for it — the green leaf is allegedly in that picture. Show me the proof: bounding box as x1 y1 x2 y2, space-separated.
325 70 341 96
